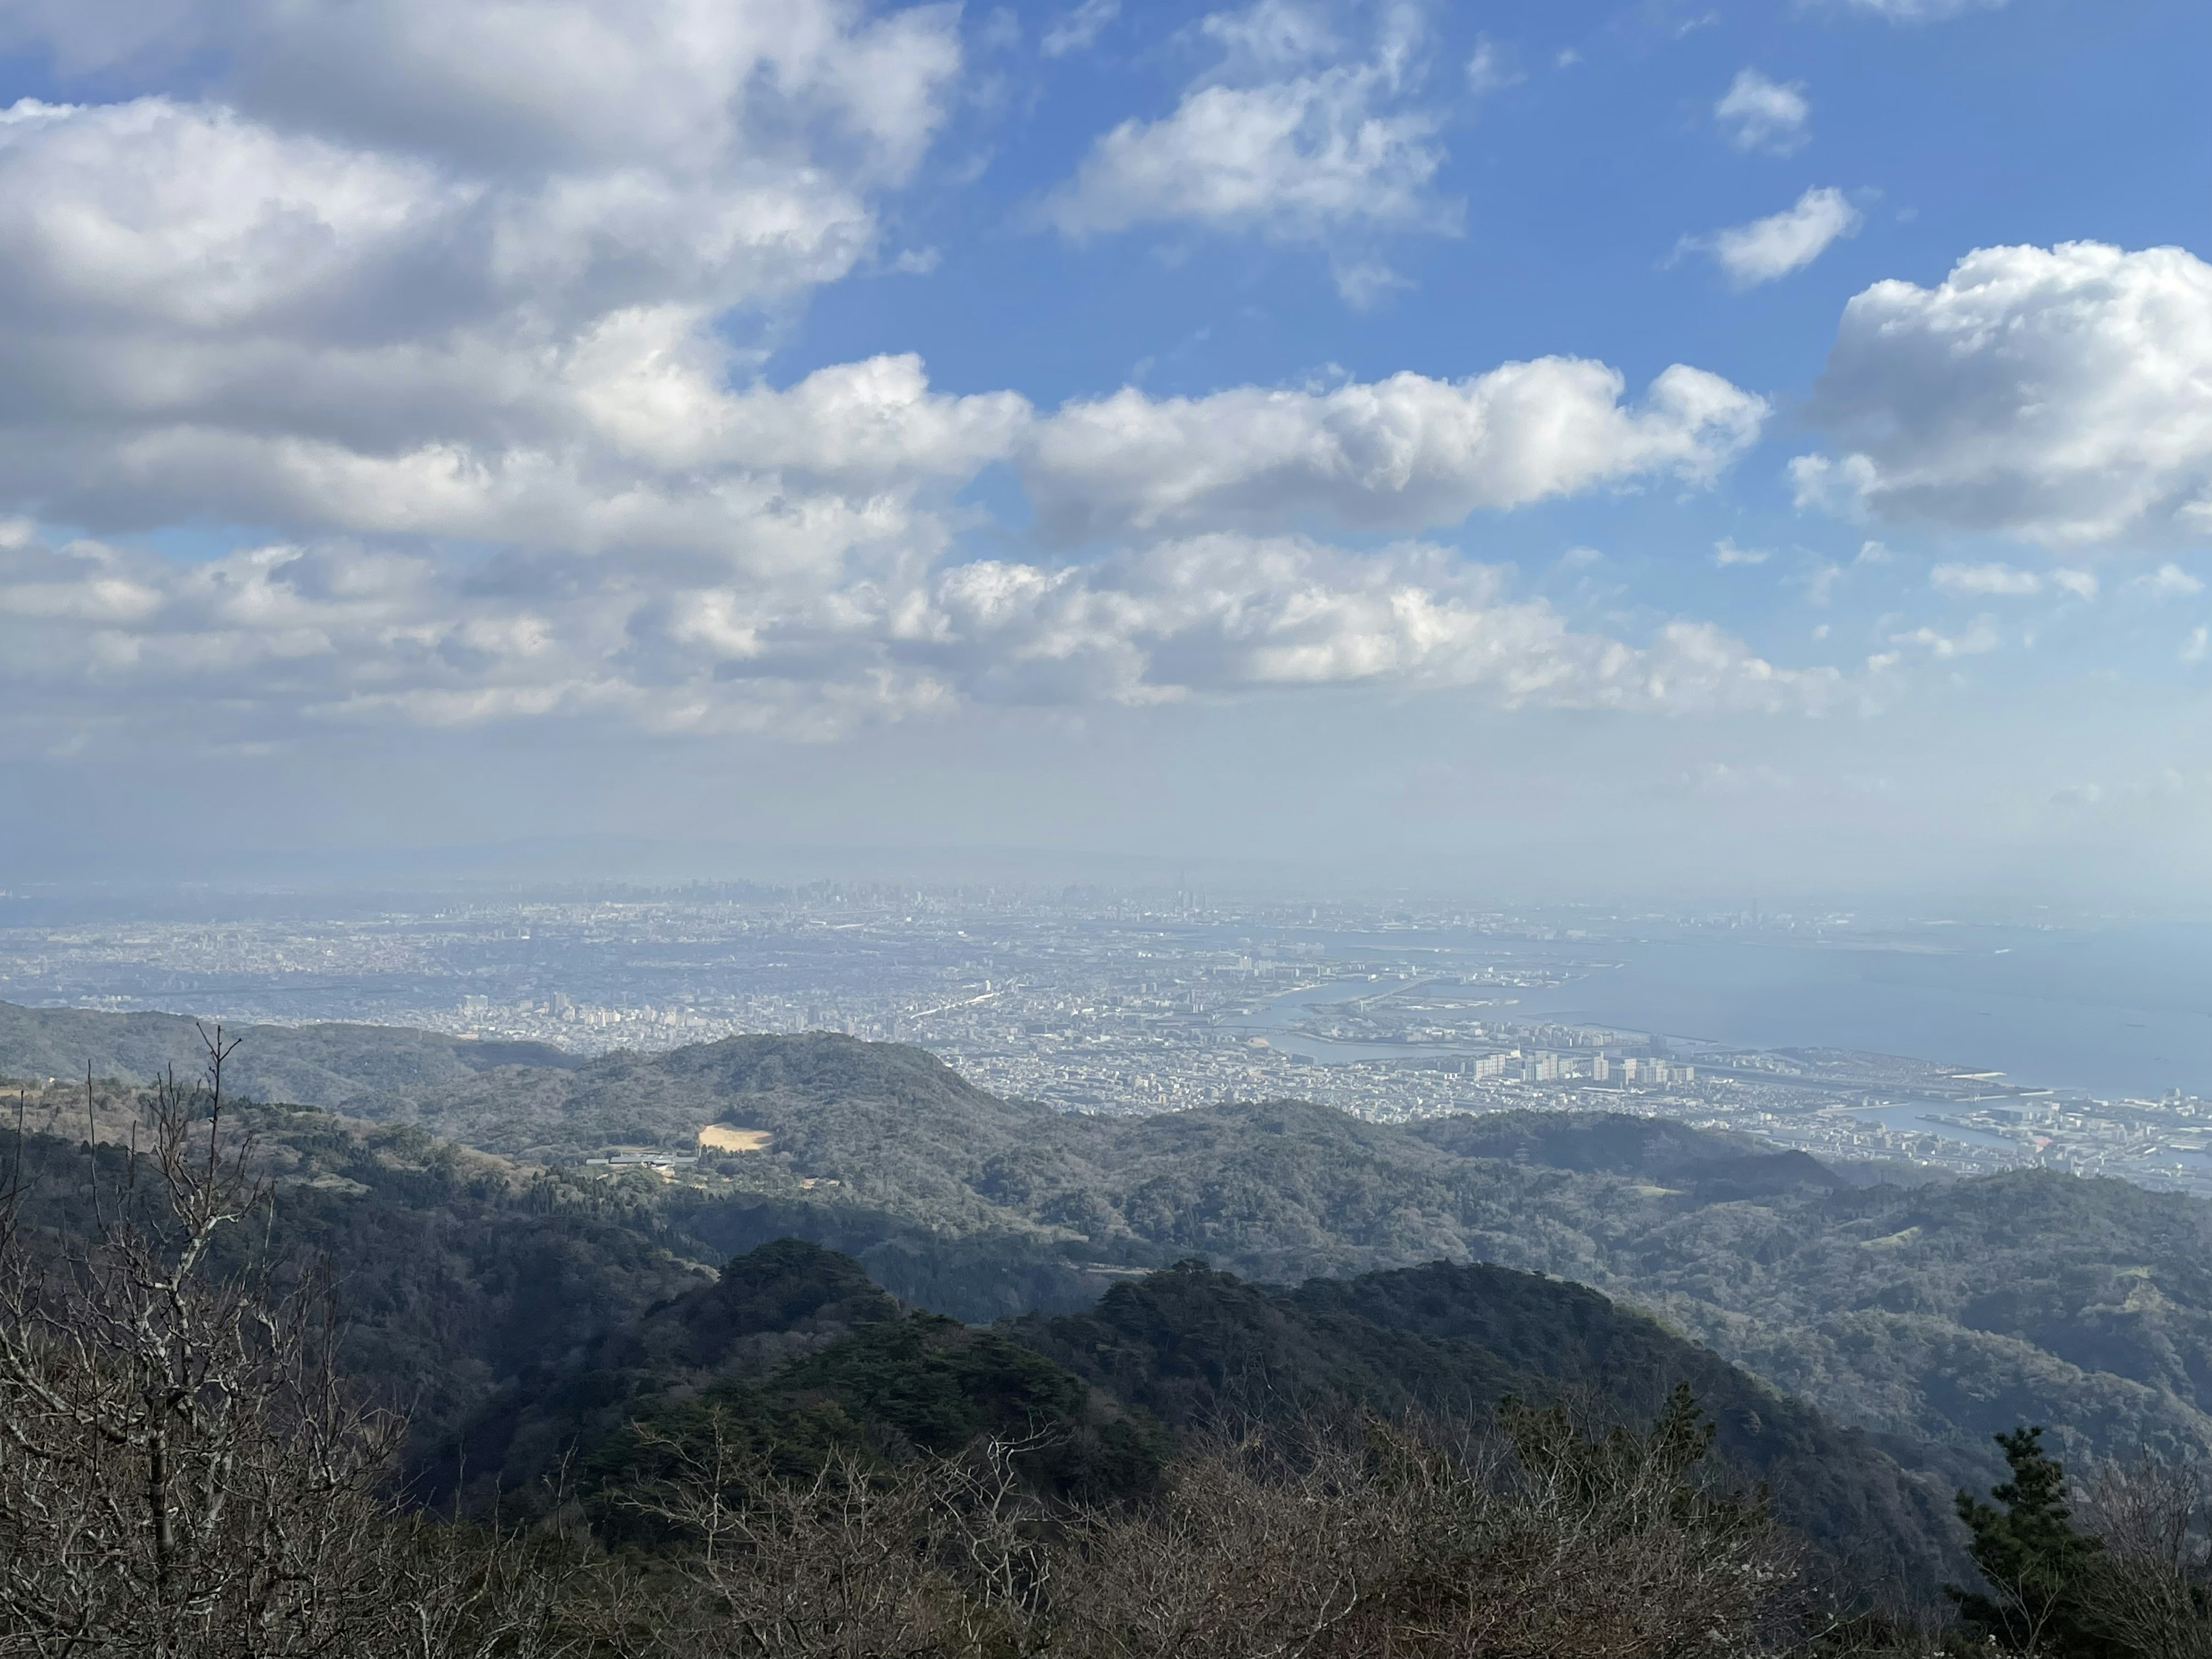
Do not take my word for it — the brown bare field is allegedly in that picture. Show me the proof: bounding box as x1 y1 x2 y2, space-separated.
698 1125 772 1152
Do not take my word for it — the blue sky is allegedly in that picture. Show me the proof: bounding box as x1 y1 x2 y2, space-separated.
0 0 2207 900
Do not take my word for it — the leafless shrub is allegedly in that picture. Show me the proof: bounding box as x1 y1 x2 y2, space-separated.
600 1389 1802 1659
1052 1422 1398 1659
1058 1400 1796 1659
2076 1452 2212 1659
603 1411 1054 1659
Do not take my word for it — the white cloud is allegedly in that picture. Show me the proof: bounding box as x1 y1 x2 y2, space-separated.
1929 562 2098 599
1021 359 1767 541
2126 563 2206 599
574 347 1030 485
1465 36 1522 97
1714 69 1809 156
1330 260 1416 310
1713 539 1769 566
1690 187 1862 287
1889 616 2001 658
1827 0 2006 18
1 0 960 183
2184 627 2209 664
1041 0 1119 57
1040 1 1455 251
1198 0 1343 72
1796 243 2212 547
2052 569 2100 600
0 0 968 539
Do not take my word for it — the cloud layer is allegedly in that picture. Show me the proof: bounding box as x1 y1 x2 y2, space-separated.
0 0 1855 757
0 0 967 537
0 525 1844 749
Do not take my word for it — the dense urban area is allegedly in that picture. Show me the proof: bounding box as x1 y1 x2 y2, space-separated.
3 883 2210 1196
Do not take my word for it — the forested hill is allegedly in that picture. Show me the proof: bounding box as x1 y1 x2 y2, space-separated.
432 1232 1968 1600
13 1007 2212 1478
1012 1257 1969 1598
0 998 579 1104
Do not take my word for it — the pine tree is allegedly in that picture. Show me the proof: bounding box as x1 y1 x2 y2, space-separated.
1952 1426 2123 1657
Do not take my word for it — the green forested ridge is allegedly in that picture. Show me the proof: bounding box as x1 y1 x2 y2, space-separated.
438 1236 1170 1527
0 997 579 1107
1009 1257 1971 1597
419 1229 1963 1598
12 1006 2212 1479
0 1099 711 1456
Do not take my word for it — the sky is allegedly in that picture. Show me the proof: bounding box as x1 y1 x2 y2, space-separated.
0 0 2207 903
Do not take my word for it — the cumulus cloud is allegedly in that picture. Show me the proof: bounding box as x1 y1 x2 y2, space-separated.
1714 69 1809 155
1688 187 1862 287
1713 540 1769 566
1021 359 1767 541
1930 562 2097 599
1796 243 2212 546
1040 0 1455 268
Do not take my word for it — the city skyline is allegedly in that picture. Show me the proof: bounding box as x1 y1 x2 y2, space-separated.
7 881 2211 1196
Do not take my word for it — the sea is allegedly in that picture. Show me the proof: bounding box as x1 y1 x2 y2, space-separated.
1229 919 2212 1101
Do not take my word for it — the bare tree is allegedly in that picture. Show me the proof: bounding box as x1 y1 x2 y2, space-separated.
0 1032 586 1659
608 1392 1802 1659
2077 1452 2212 1659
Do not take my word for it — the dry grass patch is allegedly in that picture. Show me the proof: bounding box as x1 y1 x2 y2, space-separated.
698 1125 772 1152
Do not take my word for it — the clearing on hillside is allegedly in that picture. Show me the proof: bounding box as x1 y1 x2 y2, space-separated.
698 1124 772 1152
